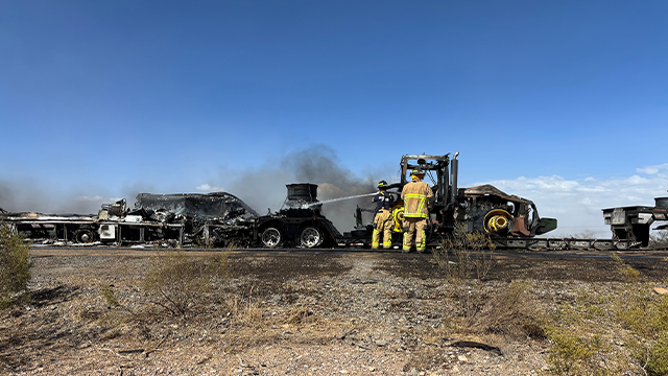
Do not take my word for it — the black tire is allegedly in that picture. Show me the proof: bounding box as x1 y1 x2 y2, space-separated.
300 226 324 248
261 227 282 248
75 229 96 244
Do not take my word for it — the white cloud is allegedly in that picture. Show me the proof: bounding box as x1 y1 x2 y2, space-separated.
75 195 104 202
637 163 668 175
469 163 668 238
196 184 225 192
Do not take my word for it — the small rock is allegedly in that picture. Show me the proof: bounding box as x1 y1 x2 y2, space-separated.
653 287 668 295
457 355 469 363
368 367 376 372
375 340 388 347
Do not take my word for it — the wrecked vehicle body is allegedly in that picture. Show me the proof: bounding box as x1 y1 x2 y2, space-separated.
458 184 558 237
0 192 261 247
107 192 260 247
603 195 668 247
0 209 99 245
256 184 342 248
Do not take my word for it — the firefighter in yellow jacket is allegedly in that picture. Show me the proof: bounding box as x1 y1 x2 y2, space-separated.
371 180 395 249
401 169 433 252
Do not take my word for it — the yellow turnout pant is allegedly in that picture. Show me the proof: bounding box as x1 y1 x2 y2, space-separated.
372 209 394 249
403 217 426 252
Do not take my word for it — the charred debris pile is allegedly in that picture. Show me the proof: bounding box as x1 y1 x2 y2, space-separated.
0 183 342 248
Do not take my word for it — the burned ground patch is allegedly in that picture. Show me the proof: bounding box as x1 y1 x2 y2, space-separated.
375 251 668 283
227 253 352 280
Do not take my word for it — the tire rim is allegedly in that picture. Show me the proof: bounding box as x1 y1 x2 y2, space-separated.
261 228 281 247
300 227 321 248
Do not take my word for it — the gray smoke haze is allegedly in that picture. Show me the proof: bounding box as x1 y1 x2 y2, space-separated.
216 145 396 231
0 178 154 215
1 145 397 233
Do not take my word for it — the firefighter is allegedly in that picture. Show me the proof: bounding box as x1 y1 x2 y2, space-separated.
401 169 433 252
372 180 395 249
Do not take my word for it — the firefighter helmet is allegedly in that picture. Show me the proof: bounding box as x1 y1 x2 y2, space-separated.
377 180 388 189
410 169 425 177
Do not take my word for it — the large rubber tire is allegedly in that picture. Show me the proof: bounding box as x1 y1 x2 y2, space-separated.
299 227 324 248
261 227 282 248
75 229 96 244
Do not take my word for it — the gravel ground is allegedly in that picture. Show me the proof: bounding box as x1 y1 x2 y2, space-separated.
2 248 668 375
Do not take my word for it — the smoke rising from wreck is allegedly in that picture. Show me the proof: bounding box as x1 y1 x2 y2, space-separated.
0 146 396 233
0 178 153 215
221 146 391 231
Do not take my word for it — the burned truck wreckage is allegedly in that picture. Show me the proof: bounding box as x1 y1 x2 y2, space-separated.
0 152 566 250
1 152 659 250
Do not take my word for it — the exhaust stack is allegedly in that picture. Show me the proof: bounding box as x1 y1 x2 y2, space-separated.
450 151 459 204
285 183 319 209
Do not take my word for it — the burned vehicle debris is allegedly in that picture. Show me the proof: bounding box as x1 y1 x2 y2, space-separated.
256 184 342 248
603 194 668 247
2 151 617 251
458 184 557 237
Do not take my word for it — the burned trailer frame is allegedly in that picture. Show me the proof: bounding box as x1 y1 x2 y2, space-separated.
0 211 100 245
603 196 668 248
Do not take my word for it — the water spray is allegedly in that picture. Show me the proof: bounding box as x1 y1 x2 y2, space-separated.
302 192 377 208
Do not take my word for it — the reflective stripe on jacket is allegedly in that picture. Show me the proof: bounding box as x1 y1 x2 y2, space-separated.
401 180 433 219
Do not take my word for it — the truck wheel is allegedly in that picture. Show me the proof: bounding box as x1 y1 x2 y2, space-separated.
300 227 324 248
75 229 95 244
261 227 282 248
483 209 513 235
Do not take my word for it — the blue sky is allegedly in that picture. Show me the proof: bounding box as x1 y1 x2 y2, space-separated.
1 1 667 236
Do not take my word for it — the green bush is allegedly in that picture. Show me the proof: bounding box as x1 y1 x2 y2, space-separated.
0 224 32 304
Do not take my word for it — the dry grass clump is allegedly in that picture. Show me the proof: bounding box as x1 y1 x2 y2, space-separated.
444 281 546 340
142 247 231 319
650 230 668 250
543 256 668 376
615 285 668 376
543 287 623 376
0 224 31 306
433 222 496 282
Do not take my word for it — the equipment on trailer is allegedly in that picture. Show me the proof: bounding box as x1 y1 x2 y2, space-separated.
603 194 668 247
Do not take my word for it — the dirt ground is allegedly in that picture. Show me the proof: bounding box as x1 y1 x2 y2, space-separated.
2 248 668 375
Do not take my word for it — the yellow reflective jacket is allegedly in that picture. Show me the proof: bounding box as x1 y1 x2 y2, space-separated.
401 180 433 219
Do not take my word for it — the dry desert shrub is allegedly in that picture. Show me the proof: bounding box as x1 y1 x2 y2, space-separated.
142 247 231 319
0 224 31 306
650 230 668 250
543 256 668 376
444 281 546 340
433 222 496 282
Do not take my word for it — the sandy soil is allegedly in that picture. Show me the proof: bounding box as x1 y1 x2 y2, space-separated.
1 248 668 375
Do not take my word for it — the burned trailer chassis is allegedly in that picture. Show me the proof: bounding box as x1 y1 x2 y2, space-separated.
2 214 651 251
